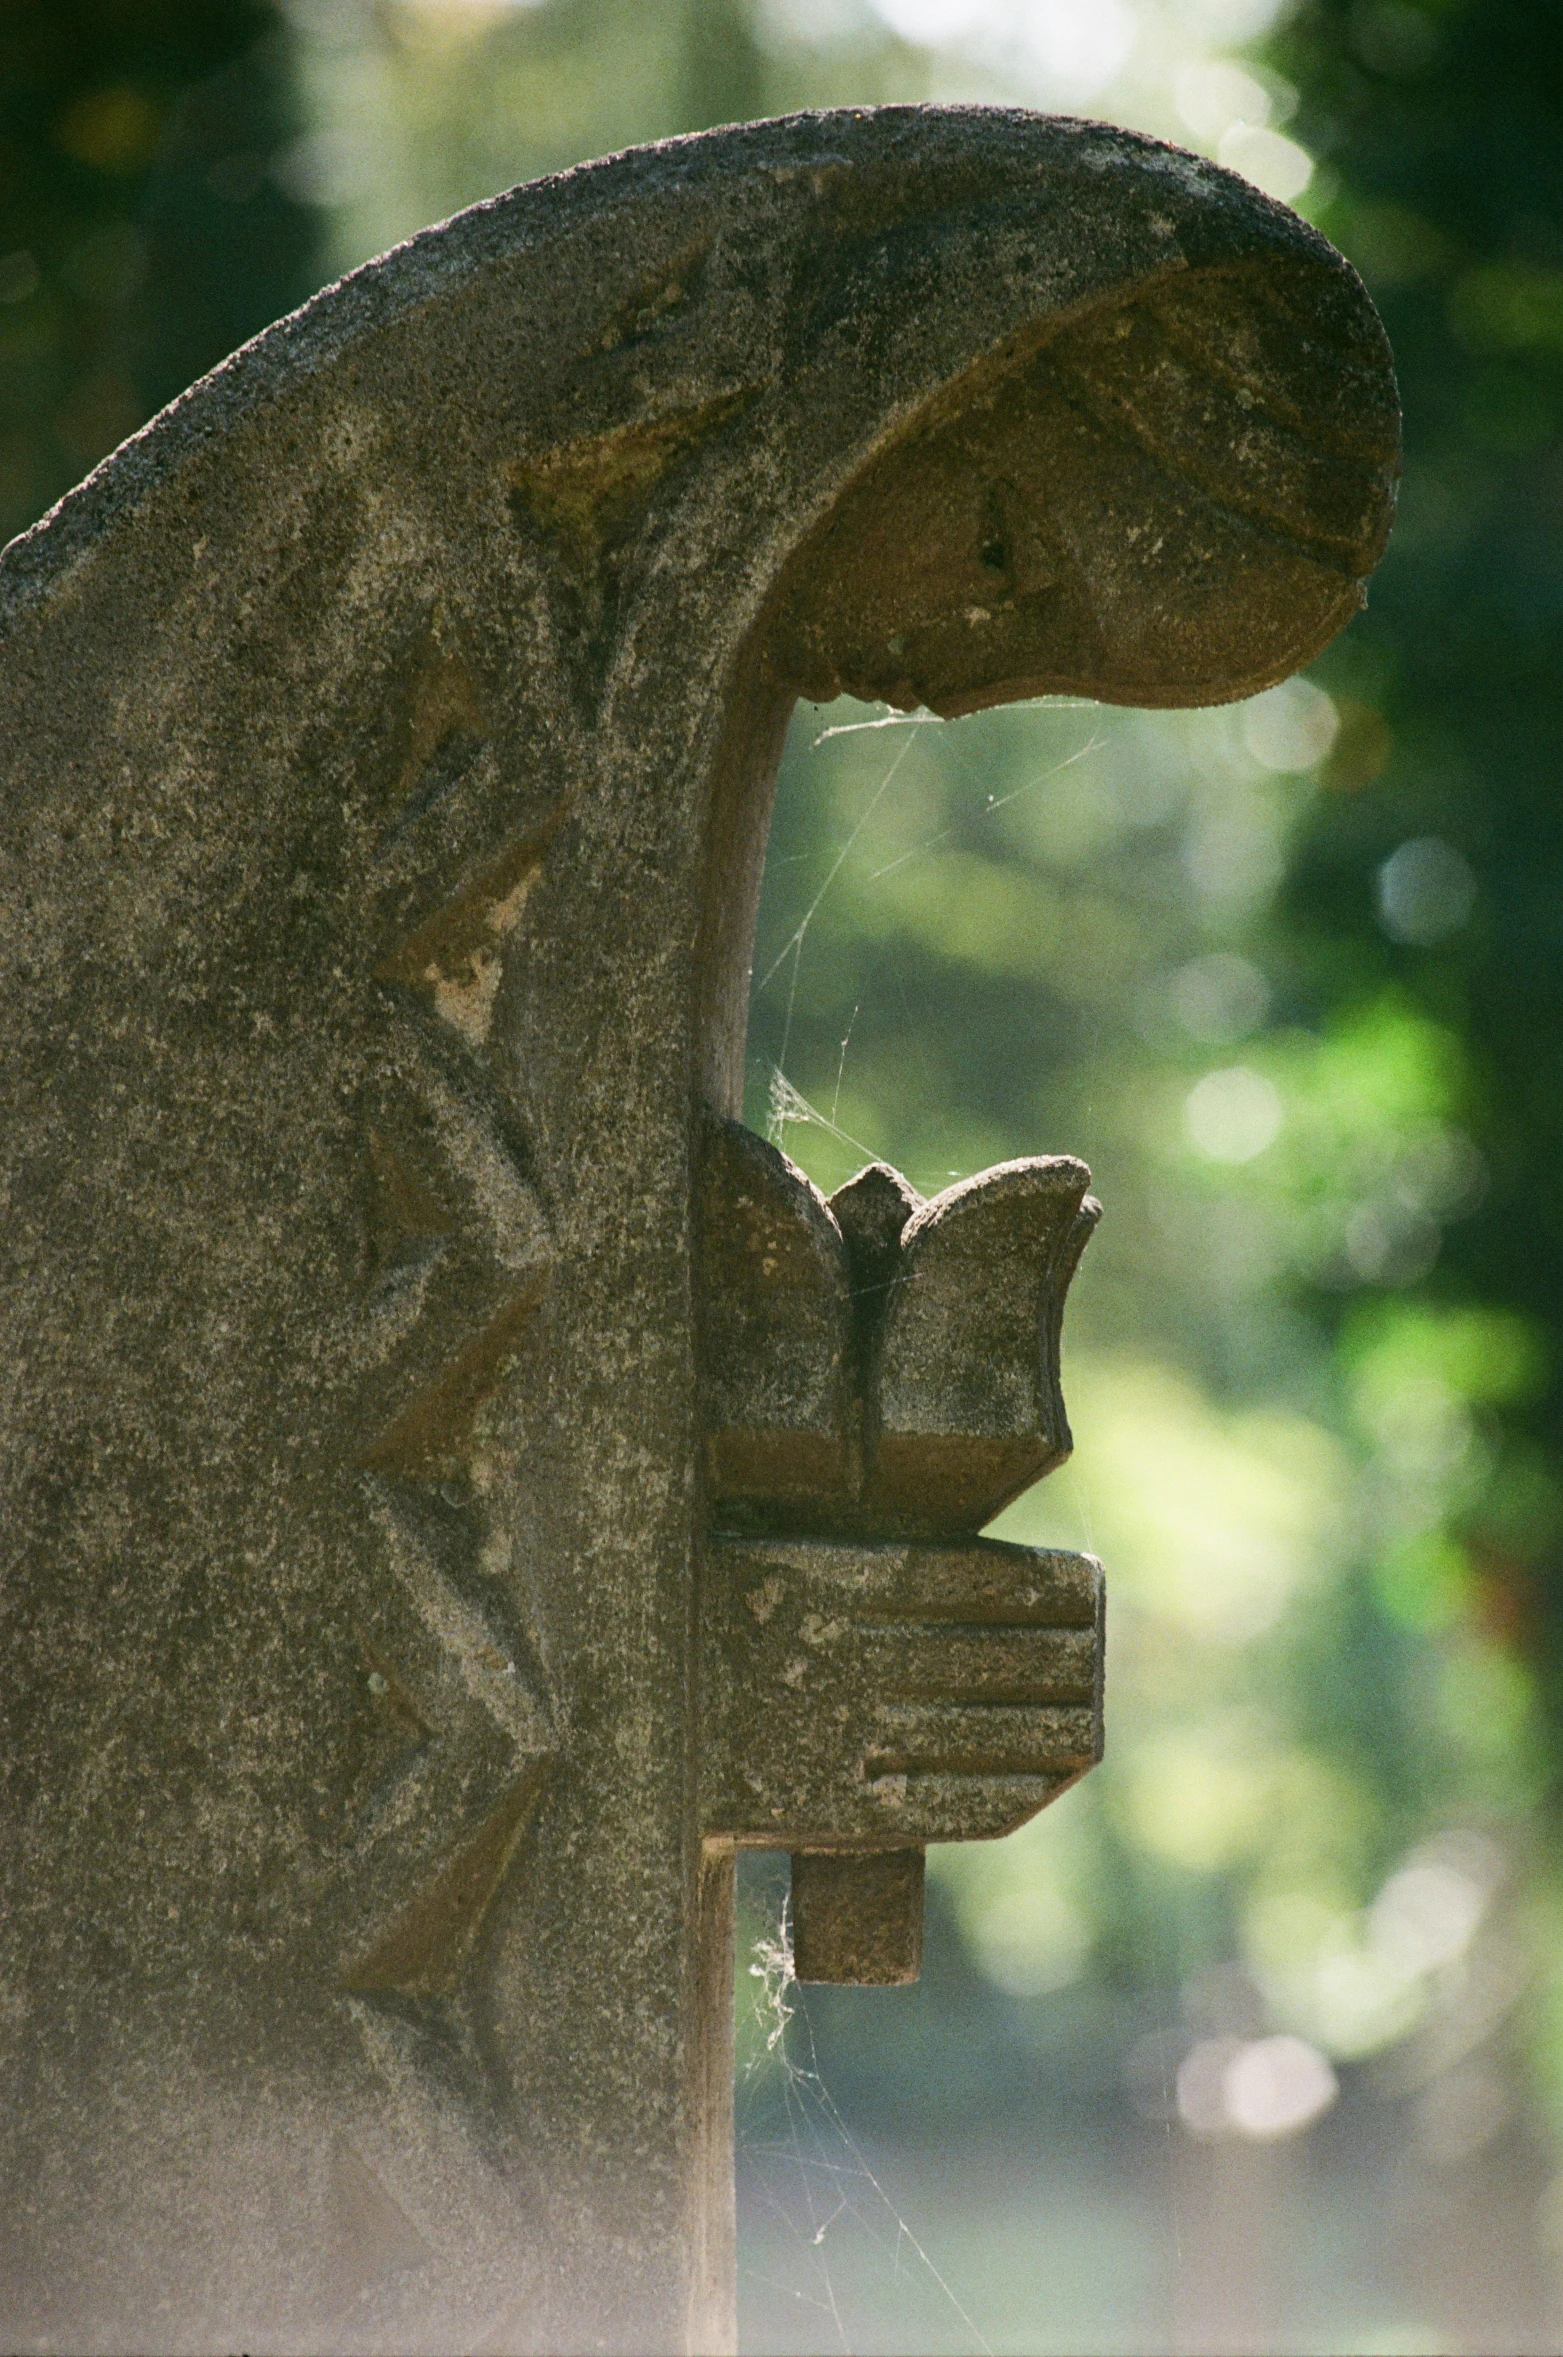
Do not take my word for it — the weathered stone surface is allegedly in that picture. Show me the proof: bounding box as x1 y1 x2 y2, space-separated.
792 1848 926 1984
697 1119 1098 1534
0 105 1397 2355
700 1533 1104 1843
695 1116 1105 1981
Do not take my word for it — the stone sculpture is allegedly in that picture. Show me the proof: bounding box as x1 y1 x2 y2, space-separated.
0 106 1397 2355
699 1118 1103 1984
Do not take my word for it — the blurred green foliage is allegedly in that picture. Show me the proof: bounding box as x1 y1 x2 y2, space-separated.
726 8 1563 2210
0 0 323 542
1270 0 1563 1742
745 681 1545 2068
285 0 924 277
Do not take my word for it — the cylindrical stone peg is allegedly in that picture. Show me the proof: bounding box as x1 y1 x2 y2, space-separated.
790 1847 925 1984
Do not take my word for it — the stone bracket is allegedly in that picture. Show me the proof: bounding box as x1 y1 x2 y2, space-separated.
699 1532 1103 1838
696 1114 1099 1538
696 1111 1106 1980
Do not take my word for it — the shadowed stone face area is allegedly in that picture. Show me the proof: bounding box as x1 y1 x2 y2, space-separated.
0 108 1396 2356
766 261 1398 715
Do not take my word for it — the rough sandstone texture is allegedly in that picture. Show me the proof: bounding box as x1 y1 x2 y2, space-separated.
0 107 1397 2355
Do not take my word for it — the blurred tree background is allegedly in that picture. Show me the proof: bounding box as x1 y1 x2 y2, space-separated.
5 1 1563 2349
0 0 323 540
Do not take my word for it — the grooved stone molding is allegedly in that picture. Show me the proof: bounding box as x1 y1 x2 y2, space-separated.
0 106 1397 2356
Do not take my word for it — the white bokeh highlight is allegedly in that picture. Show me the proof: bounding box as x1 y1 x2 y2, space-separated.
1185 1065 1283 1162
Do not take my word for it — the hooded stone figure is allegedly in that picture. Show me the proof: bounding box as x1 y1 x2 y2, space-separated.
0 106 1396 2355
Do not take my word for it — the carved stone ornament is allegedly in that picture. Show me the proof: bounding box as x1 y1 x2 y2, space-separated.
0 108 1397 2355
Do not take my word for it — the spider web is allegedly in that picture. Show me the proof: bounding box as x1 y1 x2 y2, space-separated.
735 696 1112 2355
751 699 1104 1182
735 1872 995 2357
